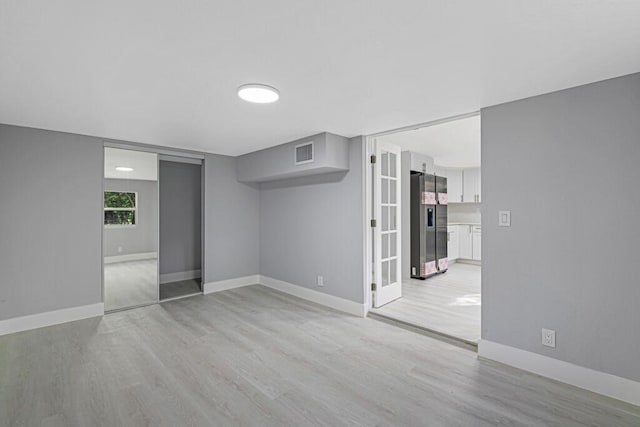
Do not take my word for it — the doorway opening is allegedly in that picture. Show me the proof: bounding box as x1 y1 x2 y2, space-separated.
158 156 202 301
366 114 481 345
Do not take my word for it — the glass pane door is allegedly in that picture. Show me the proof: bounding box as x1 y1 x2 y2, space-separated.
373 141 402 307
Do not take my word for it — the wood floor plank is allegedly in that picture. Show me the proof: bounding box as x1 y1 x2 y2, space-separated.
1 284 638 426
372 263 481 342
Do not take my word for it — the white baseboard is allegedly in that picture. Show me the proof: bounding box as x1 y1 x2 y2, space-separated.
478 340 640 406
259 275 367 317
0 303 104 337
160 269 201 284
203 275 260 294
456 259 481 266
104 252 157 264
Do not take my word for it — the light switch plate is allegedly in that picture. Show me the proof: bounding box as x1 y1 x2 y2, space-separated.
498 210 511 227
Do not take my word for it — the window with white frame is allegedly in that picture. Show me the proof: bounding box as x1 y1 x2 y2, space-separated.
104 191 137 226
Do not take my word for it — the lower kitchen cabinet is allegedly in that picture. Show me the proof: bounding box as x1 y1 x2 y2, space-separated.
458 225 473 259
447 226 459 261
471 225 482 260
450 224 481 262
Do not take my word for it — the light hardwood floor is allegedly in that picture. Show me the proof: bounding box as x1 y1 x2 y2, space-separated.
372 263 481 343
1 285 639 426
104 259 158 311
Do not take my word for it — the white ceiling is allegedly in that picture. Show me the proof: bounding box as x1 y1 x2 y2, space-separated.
104 147 158 181
1 1 639 156
379 115 480 168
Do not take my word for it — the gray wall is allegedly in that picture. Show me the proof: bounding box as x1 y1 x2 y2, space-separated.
0 124 103 319
259 137 364 303
0 124 263 321
481 72 640 382
103 179 158 257
159 161 201 275
203 153 260 282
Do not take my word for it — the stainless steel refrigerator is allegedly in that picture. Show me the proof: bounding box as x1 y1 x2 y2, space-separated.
410 171 448 279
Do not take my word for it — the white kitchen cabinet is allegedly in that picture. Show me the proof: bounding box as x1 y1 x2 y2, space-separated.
408 151 434 174
447 225 459 261
458 224 473 259
456 224 481 261
471 225 482 260
434 164 447 178
463 167 481 203
446 168 464 203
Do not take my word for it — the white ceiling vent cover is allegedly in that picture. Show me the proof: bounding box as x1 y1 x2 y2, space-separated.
295 142 314 165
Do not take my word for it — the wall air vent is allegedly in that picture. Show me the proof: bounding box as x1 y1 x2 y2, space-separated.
295 142 314 165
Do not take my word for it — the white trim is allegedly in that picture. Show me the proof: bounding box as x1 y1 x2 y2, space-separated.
202 275 260 294
203 274 366 317
259 275 367 317
478 340 640 406
160 269 201 284
367 111 479 139
363 136 374 313
104 252 157 264
104 140 205 160
0 303 104 336
158 154 203 165
456 259 481 266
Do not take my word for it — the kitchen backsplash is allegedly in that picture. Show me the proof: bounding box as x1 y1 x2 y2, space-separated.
448 203 481 223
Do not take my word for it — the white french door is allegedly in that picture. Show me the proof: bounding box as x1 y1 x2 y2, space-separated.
372 140 402 308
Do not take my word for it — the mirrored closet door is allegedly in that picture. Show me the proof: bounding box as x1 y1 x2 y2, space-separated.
103 147 159 311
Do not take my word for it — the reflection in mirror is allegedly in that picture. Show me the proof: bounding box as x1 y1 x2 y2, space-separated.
103 147 158 311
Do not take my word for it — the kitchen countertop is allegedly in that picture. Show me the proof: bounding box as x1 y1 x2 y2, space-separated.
448 222 481 226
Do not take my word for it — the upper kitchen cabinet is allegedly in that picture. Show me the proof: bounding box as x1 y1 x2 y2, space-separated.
407 151 435 174
446 168 463 203
434 164 447 178
462 167 481 203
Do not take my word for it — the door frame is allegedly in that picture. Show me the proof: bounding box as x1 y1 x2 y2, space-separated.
362 111 479 314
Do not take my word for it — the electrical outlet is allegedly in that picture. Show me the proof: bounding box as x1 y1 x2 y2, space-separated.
117 246 123 253
542 328 556 348
317 275 324 287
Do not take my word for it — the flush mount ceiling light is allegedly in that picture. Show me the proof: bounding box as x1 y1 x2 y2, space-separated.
115 166 134 172
237 84 280 104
